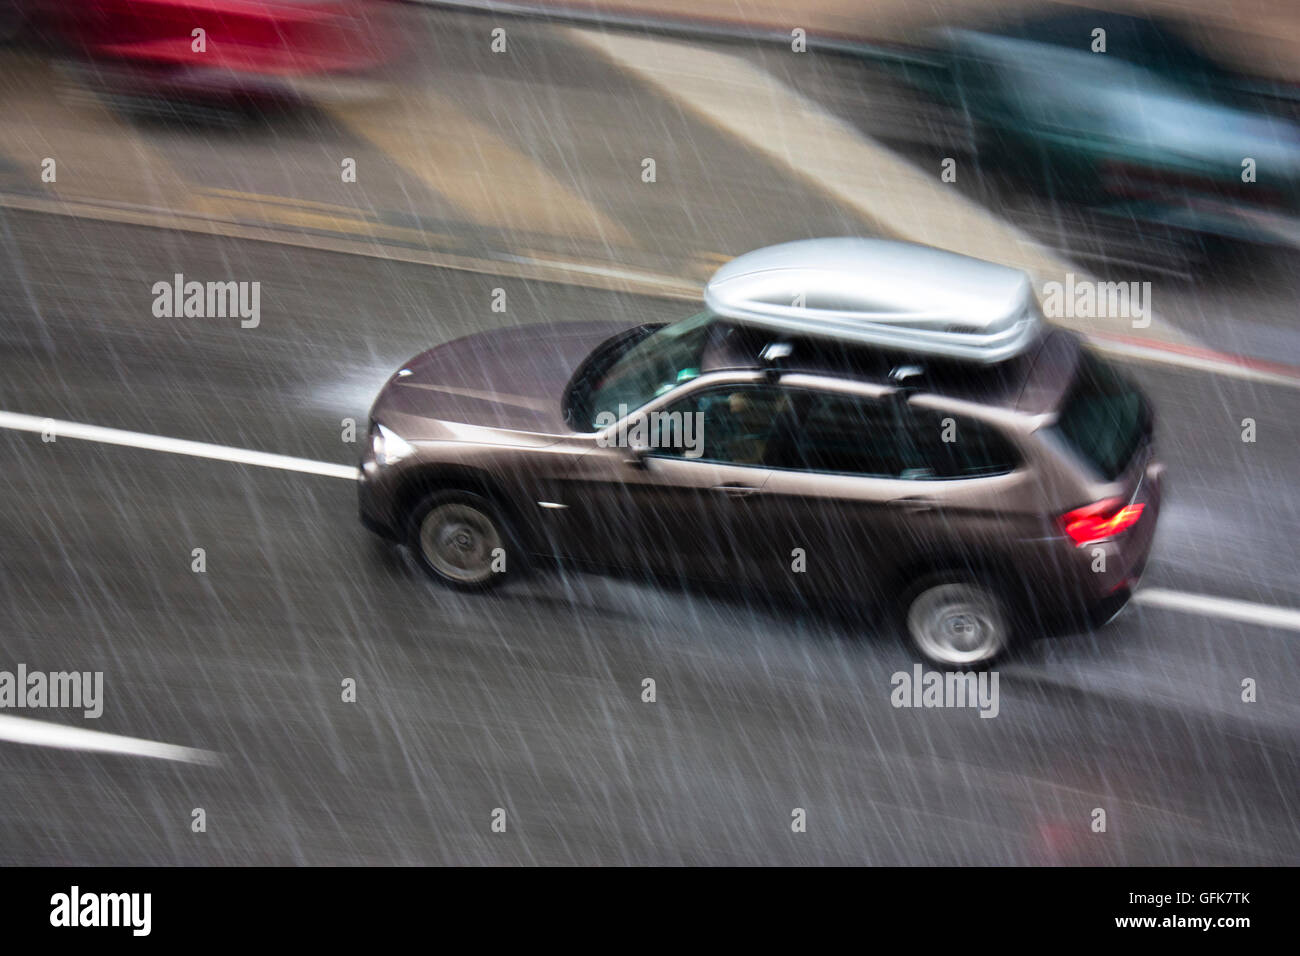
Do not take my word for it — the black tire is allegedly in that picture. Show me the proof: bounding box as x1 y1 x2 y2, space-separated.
899 573 1013 669
406 490 519 591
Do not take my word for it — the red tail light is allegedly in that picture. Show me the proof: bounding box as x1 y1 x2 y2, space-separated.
1061 498 1145 547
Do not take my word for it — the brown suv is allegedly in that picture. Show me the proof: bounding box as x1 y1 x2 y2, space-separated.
359 240 1161 666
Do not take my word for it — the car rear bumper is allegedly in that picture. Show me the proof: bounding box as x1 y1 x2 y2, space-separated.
1017 458 1162 622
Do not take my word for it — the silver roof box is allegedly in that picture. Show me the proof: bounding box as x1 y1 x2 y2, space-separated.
704 238 1041 364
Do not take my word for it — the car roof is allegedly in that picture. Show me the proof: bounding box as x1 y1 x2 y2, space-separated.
699 319 1081 416
703 238 1039 364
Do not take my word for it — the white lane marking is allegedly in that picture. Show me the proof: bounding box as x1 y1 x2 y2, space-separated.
0 411 360 481
1135 588 1300 632
0 714 220 765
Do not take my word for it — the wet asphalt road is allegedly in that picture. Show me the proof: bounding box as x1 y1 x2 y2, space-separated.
1 207 1297 865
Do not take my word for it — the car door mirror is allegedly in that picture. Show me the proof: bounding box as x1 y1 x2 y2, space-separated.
624 439 650 468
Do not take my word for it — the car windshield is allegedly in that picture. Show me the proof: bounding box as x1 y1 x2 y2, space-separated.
1052 350 1151 481
585 312 714 428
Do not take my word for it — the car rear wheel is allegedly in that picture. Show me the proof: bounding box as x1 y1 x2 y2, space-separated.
904 581 1009 668
409 492 512 590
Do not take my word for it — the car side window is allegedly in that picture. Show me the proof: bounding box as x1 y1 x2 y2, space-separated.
904 407 1020 479
780 391 1019 480
788 391 909 478
648 386 1020 478
652 384 796 467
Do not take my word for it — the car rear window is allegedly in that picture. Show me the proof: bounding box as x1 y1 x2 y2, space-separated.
1052 350 1151 480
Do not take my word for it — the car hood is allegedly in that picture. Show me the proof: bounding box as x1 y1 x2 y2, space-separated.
370 320 630 438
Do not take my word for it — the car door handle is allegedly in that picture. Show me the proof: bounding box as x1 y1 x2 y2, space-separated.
711 484 763 499
888 496 941 513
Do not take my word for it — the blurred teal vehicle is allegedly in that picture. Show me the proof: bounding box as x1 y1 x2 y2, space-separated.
874 7 1300 249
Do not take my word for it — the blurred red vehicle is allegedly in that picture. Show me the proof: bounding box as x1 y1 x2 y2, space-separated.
8 0 398 107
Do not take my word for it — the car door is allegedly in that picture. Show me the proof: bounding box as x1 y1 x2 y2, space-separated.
752 386 921 604
757 387 1027 607
554 382 788 584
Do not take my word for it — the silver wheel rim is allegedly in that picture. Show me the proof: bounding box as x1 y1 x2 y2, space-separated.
418 503 502 585
908 584 1005 666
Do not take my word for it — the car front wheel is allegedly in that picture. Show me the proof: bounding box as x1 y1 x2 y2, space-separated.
904 580 1009 668
408 491 513 590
